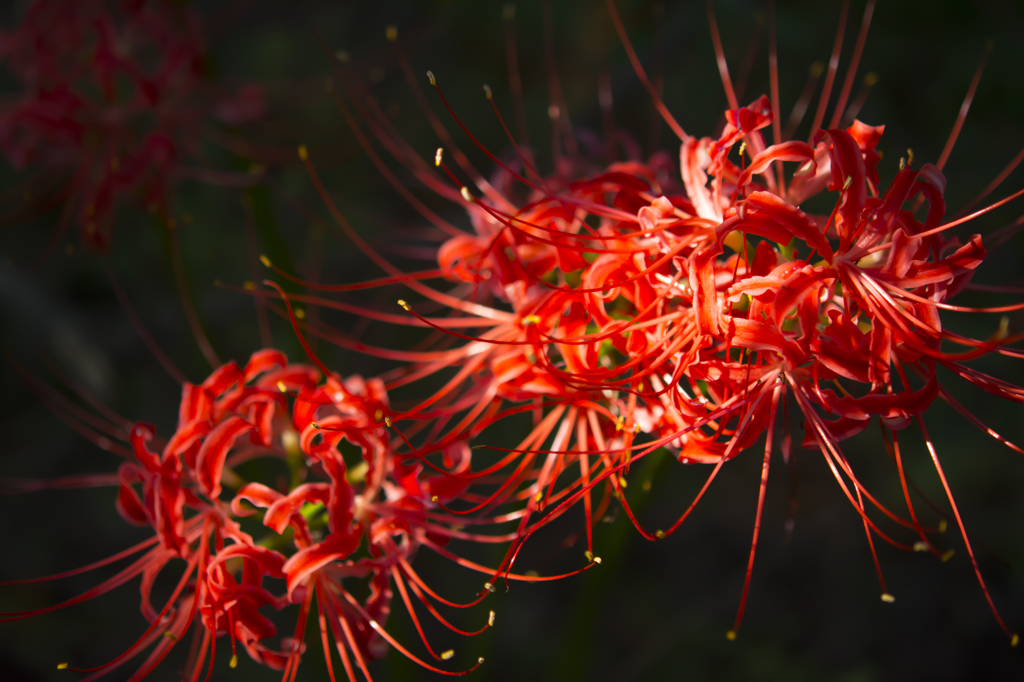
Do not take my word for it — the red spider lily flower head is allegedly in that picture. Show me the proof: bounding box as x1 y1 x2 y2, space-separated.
0 0 264 250
3 349 501 680
266 0 1024 653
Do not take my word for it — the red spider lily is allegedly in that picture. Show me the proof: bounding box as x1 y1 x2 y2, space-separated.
0 0 263 252
245 0 1024 652
1 349 509 680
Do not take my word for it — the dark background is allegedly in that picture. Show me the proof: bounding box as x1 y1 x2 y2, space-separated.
2 0 1024 680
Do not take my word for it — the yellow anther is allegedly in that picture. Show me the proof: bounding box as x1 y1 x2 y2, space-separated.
297 145 308 161
899 157 906 171
483 84 492 99
522 314 540 325
243 280 256 290
441 650 454 660
427 70 436 85
397 299 410 310
939 519 948 533
488 610 496 626
431 495 439 502
294 308 305 320
1012 633 1020 647
843 176 853 190
584 550 594 562
369 619 379 629
941 549 955 562
726 630 737 641
276 381 288 394
484 582 496 593
737 141 747 157
880 593 895 603
385 25 397 42
618 476 627 488
593 556 602 564
906 148 914 167
435 147 444 167
57 663 69 670
655 529 665 539
534 491 543 502
229 654 238 668
384 416 392 427
913 541 929 552
864 72 879 86
615 415 624 431
461 186 472 202
478 657 485 665
259 254 271 267
472 444 487 449
335 50 351 63
311 422 320 429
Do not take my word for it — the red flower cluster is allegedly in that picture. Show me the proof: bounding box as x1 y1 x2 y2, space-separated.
0 0 262 250
4 2 1024 680
4 349 514 679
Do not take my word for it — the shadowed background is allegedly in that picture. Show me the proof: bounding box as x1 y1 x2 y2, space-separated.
1 0 1023 680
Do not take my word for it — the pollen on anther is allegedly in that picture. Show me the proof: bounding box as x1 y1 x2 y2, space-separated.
229 654 238 668
478 657 485 665
484 582 496 593
439 649 454 660
397 299 410 310
311 422 320 430
297 145 309 161
369 620 379 629
938 519 948 533
384 416 392 427
843 176 853 190
461 186 472 202
488 610 496 626
435 147 443 166
655 530 665 539
725 630 737 641
483 84 492 99
431 495 438 502
880 593 896 603
57 663 68 670
385 25 398 42
426 70 436 85
1012 633 1020 647
259 254 271 267
277 381 288 393
913 541 929 552
941 549 956 562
